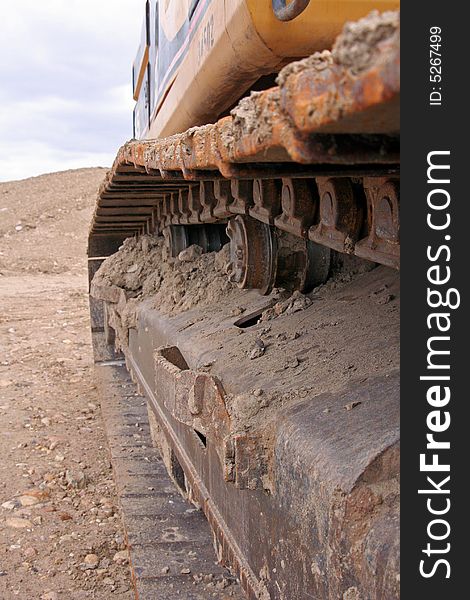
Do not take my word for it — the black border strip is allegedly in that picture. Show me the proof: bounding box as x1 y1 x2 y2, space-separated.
401 4 467 597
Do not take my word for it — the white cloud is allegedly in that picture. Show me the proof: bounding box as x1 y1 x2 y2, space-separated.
0 0 144 181
0 140 115 182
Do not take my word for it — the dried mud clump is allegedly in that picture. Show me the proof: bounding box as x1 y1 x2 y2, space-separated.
91 235 240 348
276 10 399 86
260 290 312 322
230 89 279 145
92 235 165 292
331 10 400 75
276 50 333 87
145 243 236 315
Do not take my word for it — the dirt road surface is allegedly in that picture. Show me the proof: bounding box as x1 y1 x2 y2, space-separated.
0 169 134 599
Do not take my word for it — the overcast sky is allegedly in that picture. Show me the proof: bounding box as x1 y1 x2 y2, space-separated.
0 0 144 181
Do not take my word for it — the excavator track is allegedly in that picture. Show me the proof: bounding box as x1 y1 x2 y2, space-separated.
89 15 399 271
88 13 400 600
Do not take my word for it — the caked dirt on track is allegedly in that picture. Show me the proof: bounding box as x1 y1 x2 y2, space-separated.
0 169 134 599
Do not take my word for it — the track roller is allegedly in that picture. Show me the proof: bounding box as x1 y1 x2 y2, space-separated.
226 215 277 294
226 215 330 295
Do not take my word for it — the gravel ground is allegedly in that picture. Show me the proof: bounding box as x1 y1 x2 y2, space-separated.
0 169 134 599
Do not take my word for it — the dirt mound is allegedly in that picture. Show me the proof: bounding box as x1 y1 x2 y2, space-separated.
91 235 245 351
0 168 106 275
92 234 241 318
91 235 166 293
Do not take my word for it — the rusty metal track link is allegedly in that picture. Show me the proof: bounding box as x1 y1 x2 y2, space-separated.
89 23 400 268
93 174 399 270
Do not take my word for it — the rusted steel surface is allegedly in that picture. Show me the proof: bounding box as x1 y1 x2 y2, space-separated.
355 176 400 268
96 363 245 600
123 350 265 600
89 273 400 599
154 345 233 476
89 25 399 241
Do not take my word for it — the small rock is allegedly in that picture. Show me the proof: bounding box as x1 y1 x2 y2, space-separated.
113 550 129 565
65 469 86 489
24 488 50 500
100 506 114 518
41 417 51 426
103 577 115 586
250 338 266 360
83 554 99 569
19 495 40 507
286 293 312 314
59 534 73 544
23 547 38 559
2 500 19 510
32 516 43 525
5 517 32 529
344 401 362 411
161 566 170 574
59 512 73 521
178 244 203 262
253 388 264 397
250 347 264 359
215 578 230 590
377 293 395 305
40 593 58 600
287 357 300 369
181 568 191 575
343 586 361 600
141 236 151 253
254 337 266 349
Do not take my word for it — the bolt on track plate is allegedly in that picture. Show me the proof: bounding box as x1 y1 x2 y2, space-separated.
96 362 244 600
